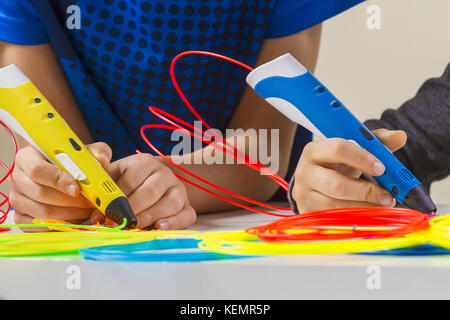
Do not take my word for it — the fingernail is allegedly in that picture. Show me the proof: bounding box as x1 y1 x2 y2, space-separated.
67 184 77 197
373 162 385 176
379 193 393 206
377 129 389 137
391 197 397 207
100 152 109 161
158 221 169 230
93 151 107 162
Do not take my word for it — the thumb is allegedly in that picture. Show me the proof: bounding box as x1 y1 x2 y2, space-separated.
87 142 113 169
372 128 407 152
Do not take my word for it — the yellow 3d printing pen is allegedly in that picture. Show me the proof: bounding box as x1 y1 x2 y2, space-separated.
0 64 137 228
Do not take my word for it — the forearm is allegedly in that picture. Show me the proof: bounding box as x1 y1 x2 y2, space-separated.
364 62 450 190
0 41 93 144
159 130 294 214
168 25 321 213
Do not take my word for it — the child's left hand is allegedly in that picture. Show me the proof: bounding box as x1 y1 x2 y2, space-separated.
291 128 407 213
90 153 196 230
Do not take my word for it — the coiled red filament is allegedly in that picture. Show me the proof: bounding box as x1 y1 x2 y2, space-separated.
246 207 430 242
0 121 17 232
140 51 293 217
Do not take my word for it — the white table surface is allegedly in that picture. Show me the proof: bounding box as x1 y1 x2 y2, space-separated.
1 205 450 300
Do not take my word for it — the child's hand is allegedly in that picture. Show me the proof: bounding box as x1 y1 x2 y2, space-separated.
9 142 112 231
292 129 407 213
90 153 196 230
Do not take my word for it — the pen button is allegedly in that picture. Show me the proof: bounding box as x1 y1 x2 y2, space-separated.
315 86 325 94
392 186 399 196
331 101 340 108
55 153 87 181
69 138 82 151
359 126 374 140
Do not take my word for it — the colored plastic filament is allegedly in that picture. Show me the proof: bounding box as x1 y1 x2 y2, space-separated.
140 51 293 218
196 207 432 255
429 215 450 249
0 121 17 232
246 207 431 242
360 215 450 255
0 219 199 257
198 230 427 256
359 243 450 256
79 237 247 262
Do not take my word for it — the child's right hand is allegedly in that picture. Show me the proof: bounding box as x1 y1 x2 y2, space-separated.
9 142 196 232
292 129 407 213
8 142 112 231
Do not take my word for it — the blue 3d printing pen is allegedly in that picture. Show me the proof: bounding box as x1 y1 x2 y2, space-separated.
246 54 436 214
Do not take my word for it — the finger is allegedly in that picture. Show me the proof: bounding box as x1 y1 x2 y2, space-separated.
154 204 197 230
105 217 116 227
90 210 106 225
16 147 80 197
10 191 92 221
127 169 179 214
332 163 361 178
13 211 49 233
299 190 391 214
108 153 158 195
306 139 385 176
10 169 92 208
86 142 113 169
306 165 395 206
372 129 407 152
134 187 187 229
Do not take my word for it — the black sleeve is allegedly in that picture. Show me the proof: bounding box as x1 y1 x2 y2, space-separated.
364 62 450 192
287 173 299 214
